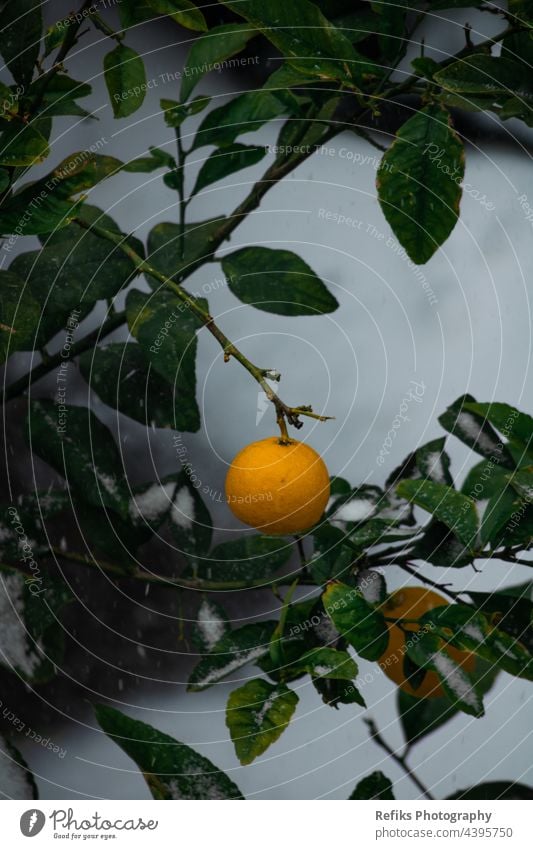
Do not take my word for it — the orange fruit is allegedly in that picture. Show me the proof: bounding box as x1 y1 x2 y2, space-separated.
379 586 476 699
225 436 330 535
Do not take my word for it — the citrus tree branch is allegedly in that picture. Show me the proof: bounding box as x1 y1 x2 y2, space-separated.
364 717 434 800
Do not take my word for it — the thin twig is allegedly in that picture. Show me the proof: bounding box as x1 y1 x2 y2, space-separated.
364 717 434 800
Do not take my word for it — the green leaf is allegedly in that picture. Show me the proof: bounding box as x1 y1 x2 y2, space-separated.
75 503 153 569
412 519 474 569
188 621 277 691
0 566 72 684
104 44 147 119
26 400 129 517
0 152 122 235
145 0 207 31
194 91 288 149
398 657 498 746
434 55 525 96
479 484 525 547
377 104 465 264
192 144 266 195
349 771 395 800
34 74 92 107
147 217 224 283
221 246 338 316
468 586 533 654
309 522 353 584
439 395 515 469
181 23 257 101
10 209 140 345
160 95 210 127
322 581 389 661
0 734 38 799
0 121 50 166
298 647 358 680
0 270 41 364
407 631 484 717
448 782 533 800
219 0 376 88
192 598 230 652
95 705 243 799
79 342 199 433
421 604 533 682
0 0 42 88
125 288 204 433
312 674 366 708
396 479 478 549
226 679 298 764
328 484 385 523
44 20 73 57
184 535 291 582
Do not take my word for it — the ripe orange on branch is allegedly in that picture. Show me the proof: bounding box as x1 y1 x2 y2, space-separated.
379 586 476 699
225 436 330 535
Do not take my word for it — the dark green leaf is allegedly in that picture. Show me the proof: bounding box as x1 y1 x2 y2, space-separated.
160 95 210 127
412 519 474 568
11 208 139 345
0 0 42 88
184 535 291 582
79 342 195 432
0 152 122 235
44 20 72 57
349 771 395 800
396 479 478 549
439 395 515 469
181 23 257 101
448 782 533 800
421 604 533 682
312 674 366 708
479 484 525 547
310 522 353 584
75 503 153 569
0 270 41 364
145 0 207 31
377 104 464 264
26 400 129 517
434 55 525 96
226 679 298 764
147 217 224 283
192 144 266 195
95 705 243 799
194 91 288 149
220 0 377 87
322 581 389 661
222 246 338 316
188 621 277 691
468 587 533 653
0 121 49 166
416 437 453 485
125 288 204 433
104 44 147 119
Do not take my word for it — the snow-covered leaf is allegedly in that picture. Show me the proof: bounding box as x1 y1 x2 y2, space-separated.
95 705 243 799
297 647 358 681
407 631 484 717
192 599 230 653
168 474 212 556
226 679 298 765
188 622 277 691
439 395 515 469
0 567 71 683
416 437 453 485
355 569 387 605
0 735 38 800
328 485 385 526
